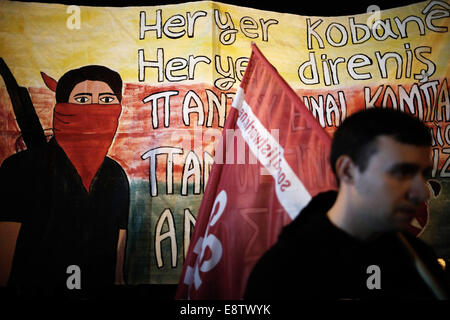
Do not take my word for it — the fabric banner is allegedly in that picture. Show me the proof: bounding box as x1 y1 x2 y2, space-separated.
176 43 337 299
0 0 448 286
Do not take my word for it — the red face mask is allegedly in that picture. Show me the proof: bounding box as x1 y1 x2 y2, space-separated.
53 102 122 192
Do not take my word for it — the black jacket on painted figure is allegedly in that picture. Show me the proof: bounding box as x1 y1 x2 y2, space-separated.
0 138 129 297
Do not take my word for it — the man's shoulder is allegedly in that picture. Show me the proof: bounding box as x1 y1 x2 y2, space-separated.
245 219 334 299
273 191 337 244
281 191 337 233
256 223 326 270
255 191 353 273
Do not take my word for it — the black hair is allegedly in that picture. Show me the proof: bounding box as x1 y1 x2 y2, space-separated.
330 108 431 177
55 65 122 103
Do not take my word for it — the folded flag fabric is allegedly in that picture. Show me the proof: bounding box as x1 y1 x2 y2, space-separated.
176 43 337 299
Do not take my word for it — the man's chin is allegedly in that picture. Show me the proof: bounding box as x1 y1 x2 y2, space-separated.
393 211 416 230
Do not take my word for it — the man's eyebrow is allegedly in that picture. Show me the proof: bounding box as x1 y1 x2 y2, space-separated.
389 163 419 172
389 162 419 174
99 92 116 96
73 92 92 97
390 163 433 176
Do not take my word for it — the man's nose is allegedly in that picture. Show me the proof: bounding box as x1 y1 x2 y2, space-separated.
407 175 430 204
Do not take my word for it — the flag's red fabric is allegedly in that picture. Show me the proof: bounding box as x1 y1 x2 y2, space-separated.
176 43 337 299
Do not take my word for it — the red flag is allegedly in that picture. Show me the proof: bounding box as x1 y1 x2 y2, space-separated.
176 43 337 299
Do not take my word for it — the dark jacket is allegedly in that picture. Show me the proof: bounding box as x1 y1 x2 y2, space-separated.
244 191 449 299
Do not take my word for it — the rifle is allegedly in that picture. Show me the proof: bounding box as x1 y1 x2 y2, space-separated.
0 57 46 150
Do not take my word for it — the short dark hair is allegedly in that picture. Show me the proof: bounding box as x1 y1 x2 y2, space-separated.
55 65 122 103
330 108 432 177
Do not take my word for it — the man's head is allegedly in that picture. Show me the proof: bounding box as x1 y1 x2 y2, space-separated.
330 108 431 179
330 108 433 233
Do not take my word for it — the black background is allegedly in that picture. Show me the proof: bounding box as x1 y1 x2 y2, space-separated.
17 0 423 17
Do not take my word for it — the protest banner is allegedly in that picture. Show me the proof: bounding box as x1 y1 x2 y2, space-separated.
0 1 448 288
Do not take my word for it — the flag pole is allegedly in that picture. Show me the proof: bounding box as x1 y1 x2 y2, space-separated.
397 232 448 300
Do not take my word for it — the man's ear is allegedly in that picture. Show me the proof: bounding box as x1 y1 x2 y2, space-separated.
335 155 357 184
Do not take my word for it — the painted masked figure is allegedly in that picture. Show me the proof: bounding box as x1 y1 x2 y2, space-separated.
0 65 129 297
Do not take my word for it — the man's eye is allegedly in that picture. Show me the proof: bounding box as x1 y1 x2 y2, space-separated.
389 166 417 179
75 96 90 103
100 96 116 103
